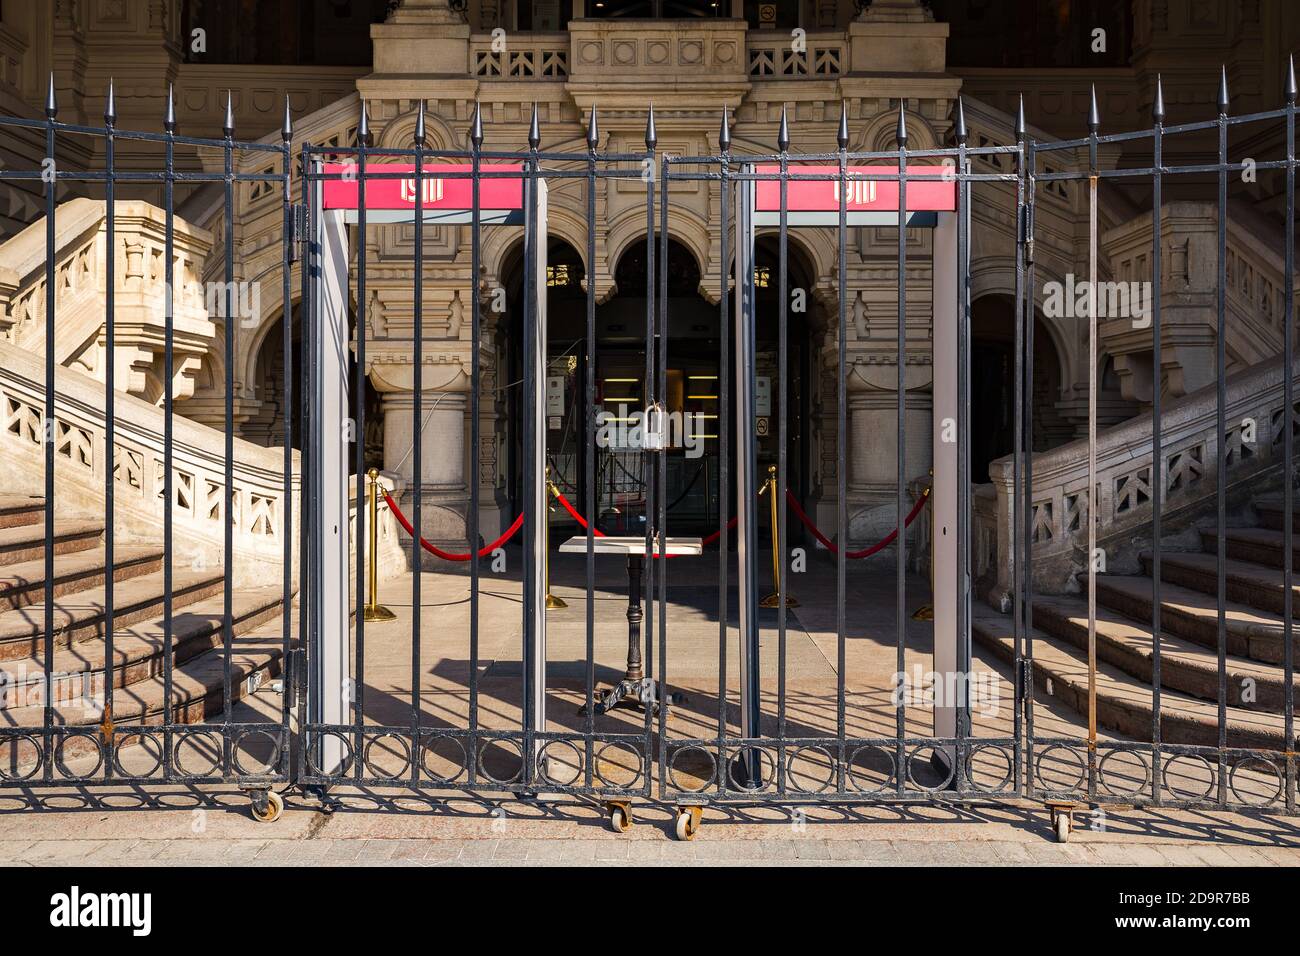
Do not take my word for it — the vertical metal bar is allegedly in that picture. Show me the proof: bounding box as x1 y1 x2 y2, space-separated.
278 107 294 776
1012 107 1025 795
642 114 656 778
103 87 117 779
1023 142 1037 795
895 108 908 795
411 105 425 780
657 161 668 778
717 128 732 783
1216 75 1229 806
469 106 482 788
279 104 293 777
1284 61 1296 815
299 149 315 779
162 88 177 775
355 110 369 784
1087 130 1099 802
522 127 538 782
584 113 597 788
661 152 675 796
222 100 236 752
836 110 847 792
1151 82 1165 805
42 80 56 784
776 115 789 793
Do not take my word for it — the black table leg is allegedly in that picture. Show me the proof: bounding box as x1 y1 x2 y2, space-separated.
586 552 680 716
624 554 643 682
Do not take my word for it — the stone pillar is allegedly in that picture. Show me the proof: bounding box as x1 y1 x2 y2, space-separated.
376 385 472 568
843 356 933 555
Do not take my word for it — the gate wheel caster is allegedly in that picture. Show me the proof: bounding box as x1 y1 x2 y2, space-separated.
1047 801 1075 843
605 801 632 833
250 790 284 824
674 806 702 841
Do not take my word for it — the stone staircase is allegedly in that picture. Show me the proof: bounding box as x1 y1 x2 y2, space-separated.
973 494 1299 751
0 492 288 766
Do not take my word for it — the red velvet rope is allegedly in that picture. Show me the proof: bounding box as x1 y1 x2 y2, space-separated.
383 491 524 561
551 488 607 538
783 487 929 559
386 484 925 562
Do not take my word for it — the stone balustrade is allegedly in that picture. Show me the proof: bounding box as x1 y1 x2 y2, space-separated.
0 198 216 405
0 339 298 589
980 355 1299 606
469 33 569 78
1104 201 1300 401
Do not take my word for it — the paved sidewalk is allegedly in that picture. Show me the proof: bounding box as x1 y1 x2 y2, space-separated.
0 787 1297 866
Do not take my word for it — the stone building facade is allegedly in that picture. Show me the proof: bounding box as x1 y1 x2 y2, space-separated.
0 0 1293 558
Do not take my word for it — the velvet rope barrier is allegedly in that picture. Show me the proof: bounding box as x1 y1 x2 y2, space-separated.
551 488 607 538
384 491 524 561
784 487 929 559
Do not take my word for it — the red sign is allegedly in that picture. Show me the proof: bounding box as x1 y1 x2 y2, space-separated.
755 165 956 213
321 163 524 212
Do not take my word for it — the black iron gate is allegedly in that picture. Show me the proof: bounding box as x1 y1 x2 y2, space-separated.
0 70 1296 828
0 84 296 815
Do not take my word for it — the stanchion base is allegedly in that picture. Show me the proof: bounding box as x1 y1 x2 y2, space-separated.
363 605 398 622
758 592 799 608
545 593 568 609
911 604 934 621
579 678 683 717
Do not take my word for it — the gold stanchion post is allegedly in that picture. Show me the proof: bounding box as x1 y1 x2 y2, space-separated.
363 467 397 622
759 464 798 609
544 467 567 610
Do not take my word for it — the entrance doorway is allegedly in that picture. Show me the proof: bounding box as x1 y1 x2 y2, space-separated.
503 235 814 538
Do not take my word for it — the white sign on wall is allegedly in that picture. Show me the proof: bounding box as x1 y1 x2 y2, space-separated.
755 376 771 417
546 375 565 419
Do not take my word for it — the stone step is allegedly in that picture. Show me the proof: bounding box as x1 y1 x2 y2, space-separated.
1095 575 1299 666
0 568 225 661
1141 550 1300 619
1201 527 1300 571
0 546 163 612
972 606 1289 751
1254 495 1300 534
0 586 286 711
0 519 102 566
0 629 287 769
1030 592 1299 713
0 495 44 530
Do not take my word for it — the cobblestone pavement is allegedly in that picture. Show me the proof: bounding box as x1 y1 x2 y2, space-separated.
0 788 1297 866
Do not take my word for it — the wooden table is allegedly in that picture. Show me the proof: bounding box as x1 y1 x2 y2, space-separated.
558 535 703 714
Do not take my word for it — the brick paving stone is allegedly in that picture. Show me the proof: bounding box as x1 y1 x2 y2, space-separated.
453 838 500 862
387 839 431 861
353 839 398 862
319 840 364 862
987 841 1037 864
1188 842 1250 866
1143 844 1208 866
1252 846 1300 865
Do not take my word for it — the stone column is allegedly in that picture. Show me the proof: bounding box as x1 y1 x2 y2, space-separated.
843 355 933 556
370 353 473 569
